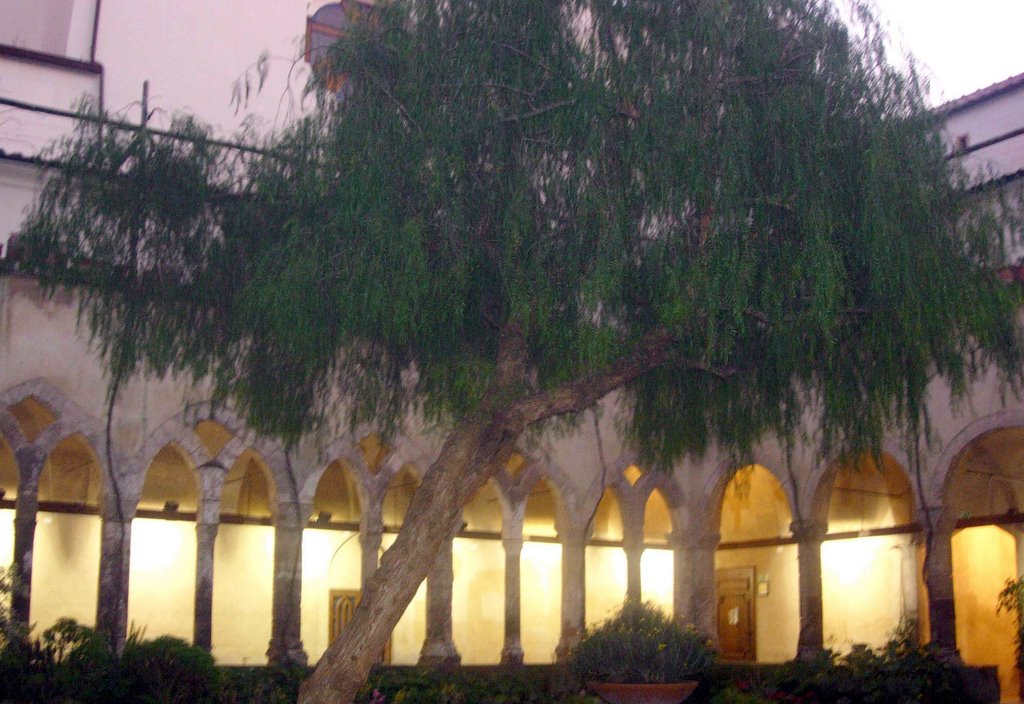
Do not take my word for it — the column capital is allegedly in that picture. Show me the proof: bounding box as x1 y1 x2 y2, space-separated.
275 501 314 529
558 523 590 547
502 536 524 553
623 535 646 553
790 520 827 543
668 530 720 551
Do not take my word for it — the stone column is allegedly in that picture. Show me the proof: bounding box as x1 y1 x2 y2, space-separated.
924 527 958 655
11 447 42 628
899 535 921 638
669 531 691 624
624 537 645 603
419 532 461 667
194 465 227 651
792 519 827 659
360 510 384 589
555 525 587 661
193 513 219 650
682 530 719 639
267 501 312 666
500 536 524 665
96 510 133 651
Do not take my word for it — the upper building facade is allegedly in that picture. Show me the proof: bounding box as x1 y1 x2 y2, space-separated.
2 0 1024 698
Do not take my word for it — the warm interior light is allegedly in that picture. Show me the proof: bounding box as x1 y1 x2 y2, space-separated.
131 519 185 572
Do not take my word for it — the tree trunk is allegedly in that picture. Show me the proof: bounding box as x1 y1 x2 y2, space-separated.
297 411 521 704
298 326 675 703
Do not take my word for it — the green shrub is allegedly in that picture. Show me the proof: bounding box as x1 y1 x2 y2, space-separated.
709 627 966 704
354 666 597 704
218 665 310 704
569 601 715 684
0 618 117 704
121 635 220 704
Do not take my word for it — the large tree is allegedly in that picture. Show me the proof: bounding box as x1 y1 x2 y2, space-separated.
18 0 1024 701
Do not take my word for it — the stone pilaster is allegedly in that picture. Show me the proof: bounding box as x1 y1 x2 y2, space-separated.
924 527 958 656
555 525 587 660
96 513 133 651
674 530 718 638
419 533 461 667
267 501 313 666
791 519 827 660
500 536 524 666
899 536 921 638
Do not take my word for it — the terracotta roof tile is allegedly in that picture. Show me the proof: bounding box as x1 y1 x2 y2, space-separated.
941 71 1024 115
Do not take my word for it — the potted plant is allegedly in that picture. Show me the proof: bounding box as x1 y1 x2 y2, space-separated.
569 600 716 704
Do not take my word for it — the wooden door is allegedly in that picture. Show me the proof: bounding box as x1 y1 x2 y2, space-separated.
330 590 392 664
716 567 756 661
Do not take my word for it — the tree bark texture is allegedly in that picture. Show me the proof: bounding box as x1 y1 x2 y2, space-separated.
298 327 678 703
298 413 523 704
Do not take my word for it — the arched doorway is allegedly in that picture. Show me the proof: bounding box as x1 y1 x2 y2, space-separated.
641 488 674 612
382 465 426 663
586 487 625 624
716 464 796 662
0 436 17 565
945 427 1024 698
521 476 561 662
34 434 103 630
820 453 918 652
128 444 199 642
303 458 363 662
212 447 275 664
453 479 505 663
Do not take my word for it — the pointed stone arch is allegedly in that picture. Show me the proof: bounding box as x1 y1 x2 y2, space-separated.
311 457 365 525
221 449 277 520
462 478 507 534
136 442 201 513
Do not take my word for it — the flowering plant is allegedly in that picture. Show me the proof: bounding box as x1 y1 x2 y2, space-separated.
569 601 715 684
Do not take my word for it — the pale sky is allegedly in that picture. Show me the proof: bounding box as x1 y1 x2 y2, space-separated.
864 0 1024 105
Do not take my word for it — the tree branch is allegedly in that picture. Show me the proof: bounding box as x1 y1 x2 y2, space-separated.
510 328 734 425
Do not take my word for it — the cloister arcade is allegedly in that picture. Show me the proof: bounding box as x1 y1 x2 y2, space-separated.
3 377 1024 694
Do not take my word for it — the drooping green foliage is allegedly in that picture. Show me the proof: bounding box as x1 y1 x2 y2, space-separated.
570 600 715 683
18 0 1024 462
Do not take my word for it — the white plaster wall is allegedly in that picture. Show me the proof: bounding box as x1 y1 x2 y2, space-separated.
0 0 96 59
0 58 100 155
0 163 42 252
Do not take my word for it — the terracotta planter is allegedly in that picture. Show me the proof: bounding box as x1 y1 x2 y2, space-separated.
586 681 699 704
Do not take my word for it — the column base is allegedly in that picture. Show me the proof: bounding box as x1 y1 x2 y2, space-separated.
500 643 524 667
795 644 827 662
267 641 309 668
554 632 581 663
418 638 461 669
